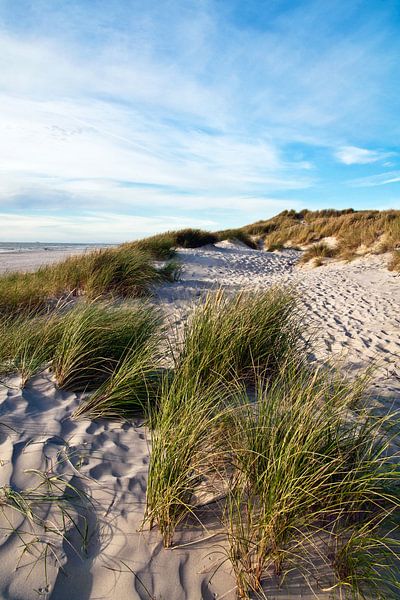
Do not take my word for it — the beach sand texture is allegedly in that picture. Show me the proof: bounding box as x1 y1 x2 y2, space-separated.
0 242 399 599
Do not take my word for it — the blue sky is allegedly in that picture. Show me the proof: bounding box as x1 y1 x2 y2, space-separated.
0 0 399 242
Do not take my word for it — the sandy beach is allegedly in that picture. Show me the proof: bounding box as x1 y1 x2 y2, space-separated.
0 247 107 274
0 243 399 599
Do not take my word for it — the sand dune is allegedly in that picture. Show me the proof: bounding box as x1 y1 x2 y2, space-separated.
0 243 398 599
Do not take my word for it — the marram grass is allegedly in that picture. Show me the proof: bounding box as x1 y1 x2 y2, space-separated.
175 286 303 386
144 288 400 598
221 365 400 599
52 301 160 391
0 245 178 316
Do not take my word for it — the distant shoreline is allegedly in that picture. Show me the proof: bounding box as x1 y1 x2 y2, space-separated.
0 244 112 274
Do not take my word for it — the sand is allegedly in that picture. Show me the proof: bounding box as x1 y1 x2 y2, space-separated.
0 242 398 599
0 249 95 274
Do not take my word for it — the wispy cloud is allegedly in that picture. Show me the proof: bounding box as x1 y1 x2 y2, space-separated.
350 171 400 187
0 0 399 239
335 146 393 165
0 212 217 243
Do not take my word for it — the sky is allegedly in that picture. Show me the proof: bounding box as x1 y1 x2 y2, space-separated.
0 0 399 242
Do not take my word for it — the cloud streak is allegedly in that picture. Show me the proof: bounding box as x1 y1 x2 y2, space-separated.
0 0 399 239
335 146 393 165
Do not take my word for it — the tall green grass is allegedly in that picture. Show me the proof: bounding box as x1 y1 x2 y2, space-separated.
72 326 163 420
175 287 303 386
0 309 62 385
0 301 161 393
145 286 304 547
52 301 160 391
144 287 400 597
220 364 400 599
0 246 176 316
144 372 227 547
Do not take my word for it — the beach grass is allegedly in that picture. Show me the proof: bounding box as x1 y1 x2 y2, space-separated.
72 320 163 419
218 364 400 598
142 282 400 597
144 371 227 547
388 250 400 272
244 208 400 266
0 300 161 391
300 241 338 264
52 301 160 391
129 227 257 259
0 309 62 385
175 287 303 386
0 246 177 316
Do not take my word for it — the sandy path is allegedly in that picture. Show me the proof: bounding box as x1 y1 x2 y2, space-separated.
0 242 398 600
156 243 400 406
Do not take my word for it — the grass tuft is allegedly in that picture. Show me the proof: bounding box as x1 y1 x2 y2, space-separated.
175 287 303 386
52 301 160 391
300 242 337 264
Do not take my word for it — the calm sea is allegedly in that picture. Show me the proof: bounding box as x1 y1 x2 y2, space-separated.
0 242 113 254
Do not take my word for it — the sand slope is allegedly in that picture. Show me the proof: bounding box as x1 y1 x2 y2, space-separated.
0 242 398 599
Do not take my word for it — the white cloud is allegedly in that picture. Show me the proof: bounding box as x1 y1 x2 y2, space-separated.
0 0 399 240
350 171 400 187
0 94 313 213
335 146 392 165
0 212 217 243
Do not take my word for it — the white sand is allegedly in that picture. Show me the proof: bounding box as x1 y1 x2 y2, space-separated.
0 242 399 599
0 249 95 274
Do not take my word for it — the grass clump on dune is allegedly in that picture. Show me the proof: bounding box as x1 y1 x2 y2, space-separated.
52 301 160 391
388 250 400 272
176 287 302 386
0 309 62 385
224 366 400 598
215 229 258 249
144 372 226 548
130 228 218 259
130 227 257 258
144 287 400 598
145 286 303 547
0 301 161 392
72 328 162 420
0 246 176 316
300 241 338 264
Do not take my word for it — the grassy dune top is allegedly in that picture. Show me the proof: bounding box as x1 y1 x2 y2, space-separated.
242 208 400 267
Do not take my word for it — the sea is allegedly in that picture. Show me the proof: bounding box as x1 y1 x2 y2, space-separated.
0 242 113 254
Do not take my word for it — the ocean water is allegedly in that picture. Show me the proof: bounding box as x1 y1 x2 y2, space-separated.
0 242 112 254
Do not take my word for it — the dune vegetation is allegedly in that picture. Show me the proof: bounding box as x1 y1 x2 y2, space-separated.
0 245 178 316
0 216 399 597
144 288 400 599
242 208 400 268
129 226 256 258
